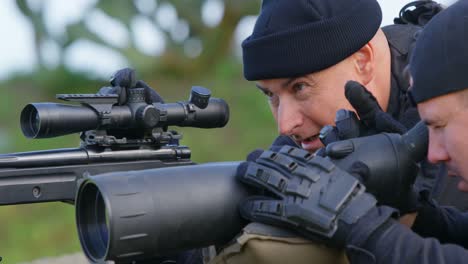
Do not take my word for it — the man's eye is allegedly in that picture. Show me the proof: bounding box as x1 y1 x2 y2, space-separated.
292 83 307 93
428 122 446 131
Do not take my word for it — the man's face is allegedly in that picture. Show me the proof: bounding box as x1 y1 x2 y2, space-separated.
255 59 359 152
417 90 468 192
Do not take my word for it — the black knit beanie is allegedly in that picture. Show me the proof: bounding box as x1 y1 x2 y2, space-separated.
242 0 383 81
409 0 468 103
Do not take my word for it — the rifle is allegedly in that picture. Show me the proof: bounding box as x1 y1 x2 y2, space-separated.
1 73 429 264
0 81 229 206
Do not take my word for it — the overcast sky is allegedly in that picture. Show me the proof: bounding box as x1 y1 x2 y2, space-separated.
0 0 456 81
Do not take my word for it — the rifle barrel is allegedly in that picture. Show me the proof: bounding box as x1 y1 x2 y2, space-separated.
0 147 191 168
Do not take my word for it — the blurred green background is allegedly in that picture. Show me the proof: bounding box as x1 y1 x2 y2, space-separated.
0 0 280 263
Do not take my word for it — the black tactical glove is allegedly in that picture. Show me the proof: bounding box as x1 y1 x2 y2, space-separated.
98 68 164 105
319 81 407 146
345 160 422 215
237 145 378 248
316 81 423 214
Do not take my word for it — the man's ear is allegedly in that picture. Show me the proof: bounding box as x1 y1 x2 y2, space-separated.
352 43 375 86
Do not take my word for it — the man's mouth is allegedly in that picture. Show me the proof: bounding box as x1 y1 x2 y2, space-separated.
299 134 323 151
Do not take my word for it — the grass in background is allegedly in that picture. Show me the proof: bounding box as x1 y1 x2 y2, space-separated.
0 203 79 264
0 60 278 263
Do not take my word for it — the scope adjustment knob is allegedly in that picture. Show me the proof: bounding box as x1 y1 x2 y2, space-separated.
136 105 159 128
189 86 211 109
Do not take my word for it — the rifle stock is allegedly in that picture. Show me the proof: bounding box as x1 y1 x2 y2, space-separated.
0 146 193 205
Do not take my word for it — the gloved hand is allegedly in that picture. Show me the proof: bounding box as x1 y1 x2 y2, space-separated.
98 68 164 105
319 81 407 146
316 81 423 214
237 145 380 247
346 160 422 215
324 129 427 215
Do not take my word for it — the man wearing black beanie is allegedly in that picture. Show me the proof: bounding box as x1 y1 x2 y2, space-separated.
231 1 468 263
237 0 468 233
241 0 468 213
210 1 468 263
243 0 394 151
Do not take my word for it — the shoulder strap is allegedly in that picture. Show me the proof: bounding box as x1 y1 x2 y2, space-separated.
382 24 421 93
381 24 422 129
382 24 421 57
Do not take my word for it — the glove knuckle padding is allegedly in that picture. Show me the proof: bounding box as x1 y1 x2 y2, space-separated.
240 146 377 241
243 162 290 197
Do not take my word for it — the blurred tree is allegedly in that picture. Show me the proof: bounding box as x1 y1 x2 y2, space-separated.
15 0 260 80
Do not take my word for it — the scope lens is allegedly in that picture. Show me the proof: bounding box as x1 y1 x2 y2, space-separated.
20 104 40 138
32 111 40 134
76 182 110 262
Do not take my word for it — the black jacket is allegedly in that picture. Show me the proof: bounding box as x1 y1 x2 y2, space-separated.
347 204 468 264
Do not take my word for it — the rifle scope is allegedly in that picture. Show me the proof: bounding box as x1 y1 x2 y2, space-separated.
20 86 229 138
75 122 428 263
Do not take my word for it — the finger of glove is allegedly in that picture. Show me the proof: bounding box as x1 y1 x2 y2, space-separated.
344 81 382 127
348 161 370 183
239 196 286 223
319 125 340 146
241 197 336 237
334 109 361 140
277 146 336 175
241 150 319 198
269 135 298 152
136 80 165 104
325 139 355 159
246 148 264 162
257 150 328 187
236 161 289 198
110 68 137 89
375 111 407 134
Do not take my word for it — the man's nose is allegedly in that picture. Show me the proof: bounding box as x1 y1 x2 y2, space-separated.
427 133 449 164
277 101 303 136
